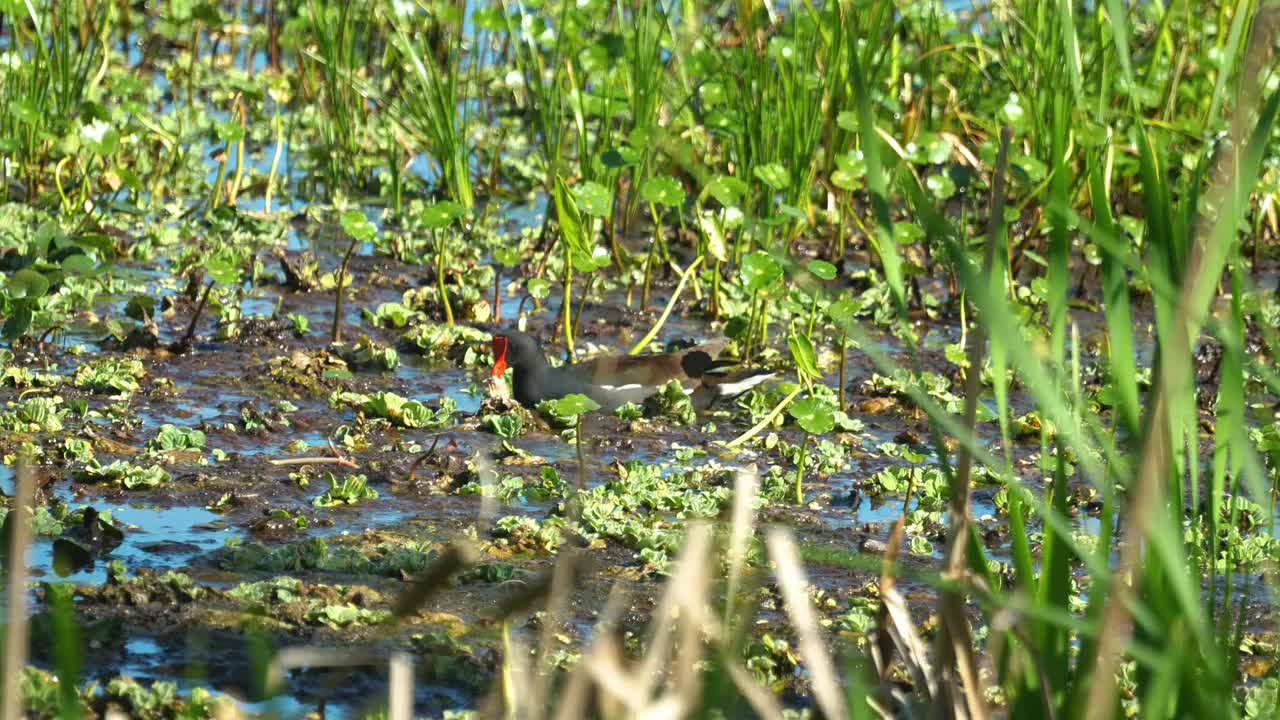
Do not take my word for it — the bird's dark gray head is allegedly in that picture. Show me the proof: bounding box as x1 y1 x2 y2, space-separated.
490 330 545 377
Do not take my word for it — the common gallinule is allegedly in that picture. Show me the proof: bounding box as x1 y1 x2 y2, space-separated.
490 330 774 412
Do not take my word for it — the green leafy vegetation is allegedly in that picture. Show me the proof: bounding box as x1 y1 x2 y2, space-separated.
1 0 1280 716
73 357 145 394
312 472 379 507
75 460 171 490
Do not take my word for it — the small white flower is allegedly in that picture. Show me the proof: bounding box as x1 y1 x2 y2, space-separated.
80 119 112 146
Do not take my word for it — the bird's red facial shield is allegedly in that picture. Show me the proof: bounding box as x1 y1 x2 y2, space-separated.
490 336 509 378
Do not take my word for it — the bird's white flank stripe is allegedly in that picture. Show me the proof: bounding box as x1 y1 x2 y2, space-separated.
715 372 776 396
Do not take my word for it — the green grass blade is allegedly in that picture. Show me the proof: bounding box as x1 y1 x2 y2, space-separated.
847 33 904 314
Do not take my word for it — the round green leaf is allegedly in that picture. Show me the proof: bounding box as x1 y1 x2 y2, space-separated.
924 134 953 164
892 222 925 245
832 151 866 190
740 252 782 292
207 255 241 286
1011 154 1048 184
704 175 749 208
753 163 788 191
1 302 33 341
629 126 654 149
640 176 685 207
551 393 600 417
191 1 224 24
571 245 612 272
1000 93 1027 129
8 269 50 299
472 5 505 29
115 166 143 192
61 254 96 275
527 278 551 299
493 247 521 267
574 181 612 217
705 109 737 132
826 298 859 325
73 233 114 258
587 245 611 270
806 259 837 281
420 201 465 230
926 173 956 199
125 295 157 322
215 119 245 143
340 210 377 243
831 170 859 191
789 397 835 435
34 221 64 257
699 81 727 106
9 100 37 127
601 146 640 168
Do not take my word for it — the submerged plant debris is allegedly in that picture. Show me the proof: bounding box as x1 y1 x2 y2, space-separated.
3 0 1280 718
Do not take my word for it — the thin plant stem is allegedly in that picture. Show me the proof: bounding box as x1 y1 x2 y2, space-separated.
725 384 803 450
562 252 574 357
837 332 847 411
437 231 454 326
628 256 704 355
266 101 284 213
332 234 360 343
794 433 813 504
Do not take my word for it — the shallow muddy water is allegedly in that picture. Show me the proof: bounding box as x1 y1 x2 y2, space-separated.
3 0 1276 715
0 226 1127 717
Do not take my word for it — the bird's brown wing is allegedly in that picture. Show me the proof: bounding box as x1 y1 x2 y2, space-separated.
572 338 730 389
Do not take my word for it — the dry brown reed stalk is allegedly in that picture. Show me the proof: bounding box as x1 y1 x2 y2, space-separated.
270 465 787 720
1 461 33 720
491 469 780 720
929 124 1012 720
265 647 414 720
725 662 786 720
587 522 715 716
720 469 785 720
526 538 583 720
872 518 936 715
985 597 1057 720
498 528 721 720
724 467 759 620
766 527 848 720
548 586 629 720
269 437 359 469
387 652 414 720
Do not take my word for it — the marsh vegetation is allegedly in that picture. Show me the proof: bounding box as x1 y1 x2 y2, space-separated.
2 0 1280 718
